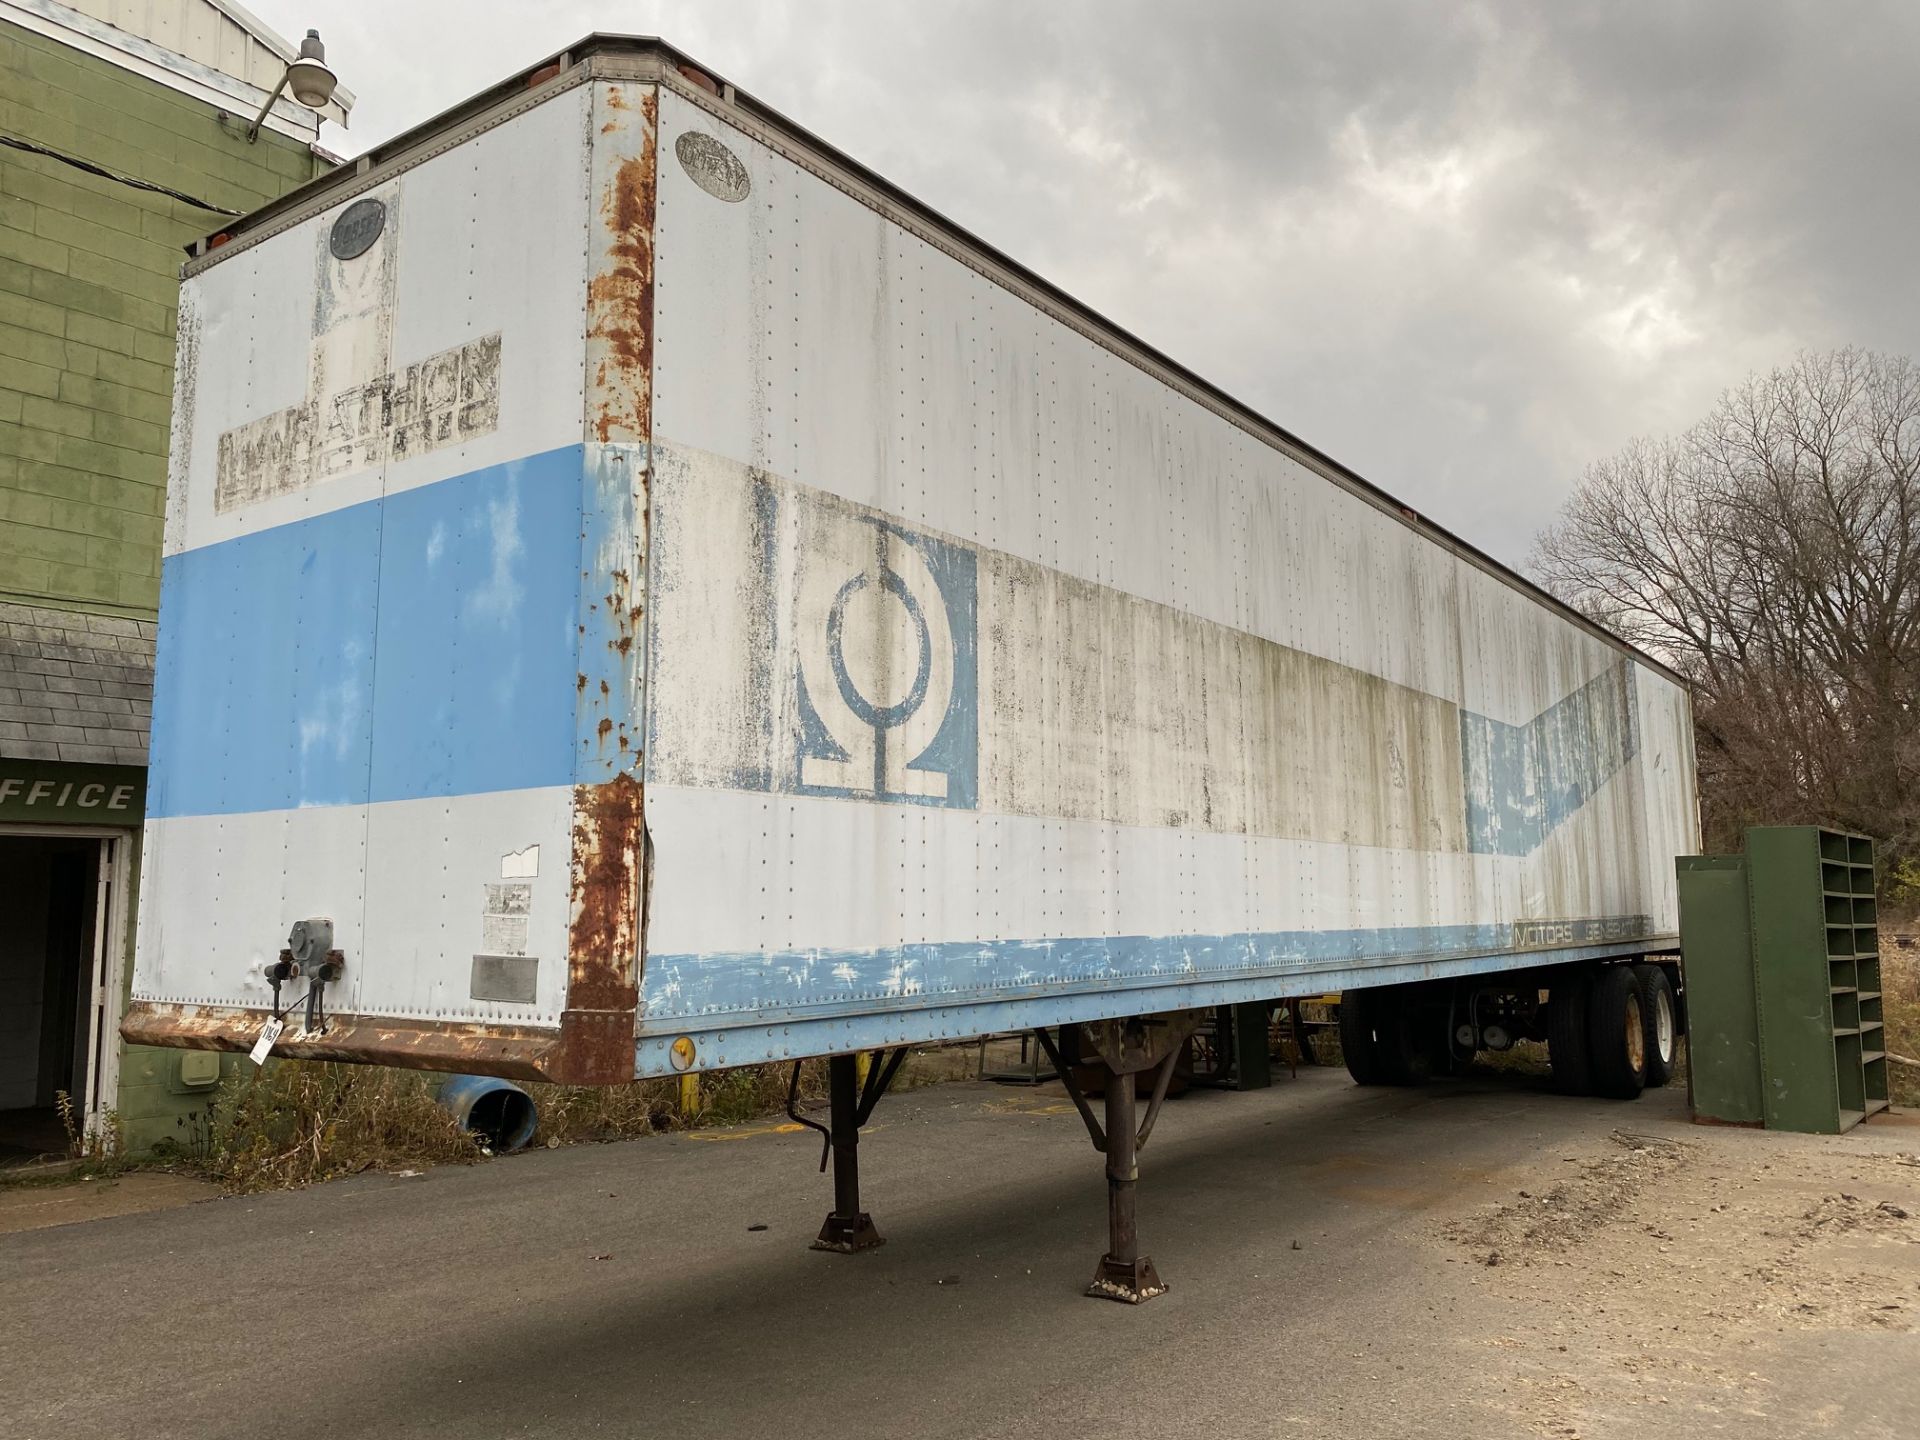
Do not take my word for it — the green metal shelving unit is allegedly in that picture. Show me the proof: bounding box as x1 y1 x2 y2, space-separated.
1677 827 1889 1134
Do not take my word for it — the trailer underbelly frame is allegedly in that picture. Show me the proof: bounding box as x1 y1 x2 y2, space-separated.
638 934 1677 1076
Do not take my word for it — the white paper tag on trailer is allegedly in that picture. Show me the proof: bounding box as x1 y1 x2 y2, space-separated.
249 1017 285 1066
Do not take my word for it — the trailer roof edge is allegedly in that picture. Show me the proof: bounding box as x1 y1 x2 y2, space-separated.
181 33 1688 692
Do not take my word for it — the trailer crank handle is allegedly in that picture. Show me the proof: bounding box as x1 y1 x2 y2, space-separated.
786 1061 833 1171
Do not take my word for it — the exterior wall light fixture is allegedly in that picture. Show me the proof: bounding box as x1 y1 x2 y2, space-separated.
246 29 339 143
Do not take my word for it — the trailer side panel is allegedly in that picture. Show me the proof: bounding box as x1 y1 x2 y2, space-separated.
635 82 1697 1074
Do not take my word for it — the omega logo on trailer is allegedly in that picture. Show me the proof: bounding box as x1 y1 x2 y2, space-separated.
793 516 977 808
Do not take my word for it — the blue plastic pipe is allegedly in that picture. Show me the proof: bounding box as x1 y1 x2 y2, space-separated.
436 1074 539 1153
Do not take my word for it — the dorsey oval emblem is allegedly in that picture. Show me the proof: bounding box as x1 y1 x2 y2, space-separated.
329 197 386 260
674 131 751 203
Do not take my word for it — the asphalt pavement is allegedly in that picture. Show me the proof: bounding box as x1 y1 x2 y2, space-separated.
5 1065 1918 1439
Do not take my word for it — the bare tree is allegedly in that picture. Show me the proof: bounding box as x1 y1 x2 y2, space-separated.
1534 348 1920 879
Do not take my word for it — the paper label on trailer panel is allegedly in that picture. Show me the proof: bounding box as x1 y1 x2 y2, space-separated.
482 913 530 955
248 1017 284 1065
481 881 534 956
486 882 533 915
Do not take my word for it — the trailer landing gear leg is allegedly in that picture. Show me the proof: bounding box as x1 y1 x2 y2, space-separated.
791 1049 906 1254
1089 1063 1165 1303
1033 1012 1196 1304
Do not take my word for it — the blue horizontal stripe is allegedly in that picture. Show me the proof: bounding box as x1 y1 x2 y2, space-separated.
149 447 586 819
634 933 1676 1075
640 919 1663 1022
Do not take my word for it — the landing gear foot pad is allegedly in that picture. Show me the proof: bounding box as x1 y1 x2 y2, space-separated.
1086 1254 1166 1302
812 1212 884 1253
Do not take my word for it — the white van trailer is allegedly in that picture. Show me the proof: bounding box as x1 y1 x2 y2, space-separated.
126 36 1698 1299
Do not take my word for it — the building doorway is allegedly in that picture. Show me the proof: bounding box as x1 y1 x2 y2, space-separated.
0 830 127 1166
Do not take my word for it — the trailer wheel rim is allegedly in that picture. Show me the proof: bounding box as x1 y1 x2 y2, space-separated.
1624 992 1644 1072
1653 987 1675 1063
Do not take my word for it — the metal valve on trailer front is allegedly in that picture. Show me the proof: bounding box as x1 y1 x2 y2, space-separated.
251 917 346 1063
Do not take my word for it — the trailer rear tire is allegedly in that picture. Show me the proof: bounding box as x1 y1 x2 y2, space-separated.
1342 985 1445 1085
1339 988 1392 1085
1588 964 1648 1100
1633 963 1677 1089
1406 986 1453 1081
1384 986 1440 1085
1548 971 1595 1095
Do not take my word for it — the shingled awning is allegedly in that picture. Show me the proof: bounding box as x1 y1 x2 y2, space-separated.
0 602 154 766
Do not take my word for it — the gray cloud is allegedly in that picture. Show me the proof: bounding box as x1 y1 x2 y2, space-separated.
253 0 1920 563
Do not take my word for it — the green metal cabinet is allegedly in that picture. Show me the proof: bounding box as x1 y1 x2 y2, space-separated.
1677 827 1889 1134
1675 854 1764 1124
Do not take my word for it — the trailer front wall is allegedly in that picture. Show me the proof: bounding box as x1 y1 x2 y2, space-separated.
126 82 651 1082
637 83 1698 1073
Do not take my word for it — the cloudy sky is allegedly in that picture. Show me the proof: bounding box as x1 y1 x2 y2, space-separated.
250 1 1920 568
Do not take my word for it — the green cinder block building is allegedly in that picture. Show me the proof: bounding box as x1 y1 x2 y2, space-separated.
0 0 353 1160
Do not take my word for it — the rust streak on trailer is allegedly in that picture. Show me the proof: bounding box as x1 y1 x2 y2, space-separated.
569 773 645 979
121 1002 572 1082
586 89 657 444
551 772 646 1083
